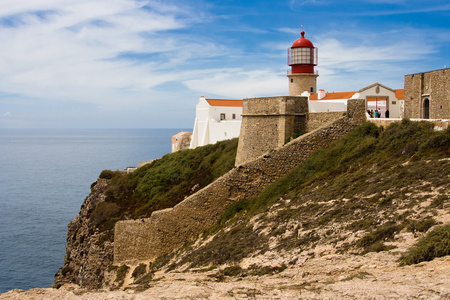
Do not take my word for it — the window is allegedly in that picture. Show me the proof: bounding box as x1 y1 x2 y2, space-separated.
310 87 314 93
290 78 294 83
232 114 236 119
220 113 225 120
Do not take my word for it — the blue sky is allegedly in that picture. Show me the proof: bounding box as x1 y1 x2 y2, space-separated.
0 0 449 128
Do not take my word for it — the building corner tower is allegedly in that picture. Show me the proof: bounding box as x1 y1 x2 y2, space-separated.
287 30 318 96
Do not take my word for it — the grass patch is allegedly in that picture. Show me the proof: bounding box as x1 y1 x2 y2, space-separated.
357 224 402 250
399 224 450 265
407 218 437 233
134 272 154 285
430 194 448 209
132 263 147 278
222 265 244 277
115 265 129 284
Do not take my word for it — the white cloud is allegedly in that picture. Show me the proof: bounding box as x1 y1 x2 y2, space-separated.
309 27 439 91
0 0 197 110
183 69 286 99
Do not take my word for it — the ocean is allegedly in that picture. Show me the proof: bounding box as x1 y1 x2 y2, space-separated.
0 128 185 293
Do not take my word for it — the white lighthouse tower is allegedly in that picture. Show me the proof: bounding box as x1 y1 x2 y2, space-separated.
287 30 318 96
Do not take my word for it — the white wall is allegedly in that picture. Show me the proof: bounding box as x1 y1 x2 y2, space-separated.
309 100 347 112
190 97 243 149
207 120 241 144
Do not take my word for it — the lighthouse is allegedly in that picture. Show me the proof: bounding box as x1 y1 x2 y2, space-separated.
287 30 318 96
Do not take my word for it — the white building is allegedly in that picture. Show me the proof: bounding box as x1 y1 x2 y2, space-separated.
307 83 404 118
189 96 243 149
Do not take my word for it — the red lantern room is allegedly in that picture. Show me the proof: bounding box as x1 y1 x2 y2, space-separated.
287 31 318 74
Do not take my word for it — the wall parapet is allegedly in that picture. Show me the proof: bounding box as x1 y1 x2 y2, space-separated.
114 113 364 264
235 96 309 166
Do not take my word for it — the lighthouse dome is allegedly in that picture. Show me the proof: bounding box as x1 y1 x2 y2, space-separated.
291 31 314 48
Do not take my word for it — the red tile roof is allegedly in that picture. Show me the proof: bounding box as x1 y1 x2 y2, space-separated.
206 99 243 107
309 91 356 100
395 89 404 100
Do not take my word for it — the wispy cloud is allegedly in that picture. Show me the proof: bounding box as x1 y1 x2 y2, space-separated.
183 69 286 99
0 0 200 109
291 27 440 90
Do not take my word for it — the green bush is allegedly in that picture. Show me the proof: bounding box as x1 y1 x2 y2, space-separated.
407 218 437 233
222 265 243 276
115 265 129 283
90 202 121 227
399 224 450 265
99 170 121 179
356 224 403 251
430 194 448 209
132 263 147 278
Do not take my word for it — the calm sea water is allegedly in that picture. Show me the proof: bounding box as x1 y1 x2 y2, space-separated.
0 128 185 293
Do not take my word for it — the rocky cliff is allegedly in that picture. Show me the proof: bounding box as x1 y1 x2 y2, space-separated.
53 178 114 289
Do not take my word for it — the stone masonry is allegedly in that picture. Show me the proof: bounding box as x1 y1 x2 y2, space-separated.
404 68 450 119
113 99 366 264
306 112 346 132
235 96 309 166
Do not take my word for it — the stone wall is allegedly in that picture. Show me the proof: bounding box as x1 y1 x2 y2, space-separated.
137 160 156 168
404 68 450 119
347 99 367 124
235 96 308 166
171 131 192 153
306 111 345 131
114 111 365 264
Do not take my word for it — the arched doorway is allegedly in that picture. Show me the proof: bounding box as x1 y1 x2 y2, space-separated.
423 99 430 119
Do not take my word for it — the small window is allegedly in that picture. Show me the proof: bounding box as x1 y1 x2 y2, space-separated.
232 114 236 119
290 78 294 83
220 113 226 120
310 87 314 93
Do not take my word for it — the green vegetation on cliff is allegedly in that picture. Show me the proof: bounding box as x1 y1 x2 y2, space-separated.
92 138 238 231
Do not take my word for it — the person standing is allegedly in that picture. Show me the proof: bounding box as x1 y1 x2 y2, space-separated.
385 109 390 118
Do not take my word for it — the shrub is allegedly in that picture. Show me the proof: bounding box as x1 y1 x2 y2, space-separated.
399 224 450 265
430 194 447 209
99 170 120 179
134 272 154 285
407 218 437 233
115 265 129 283
90 202 121 227
132 263 147 278
222 265 243 276
357 224 403 251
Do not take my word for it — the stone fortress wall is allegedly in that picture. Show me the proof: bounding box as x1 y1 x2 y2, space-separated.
235 96 308 166
404 68 450 120
114 99 366 264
